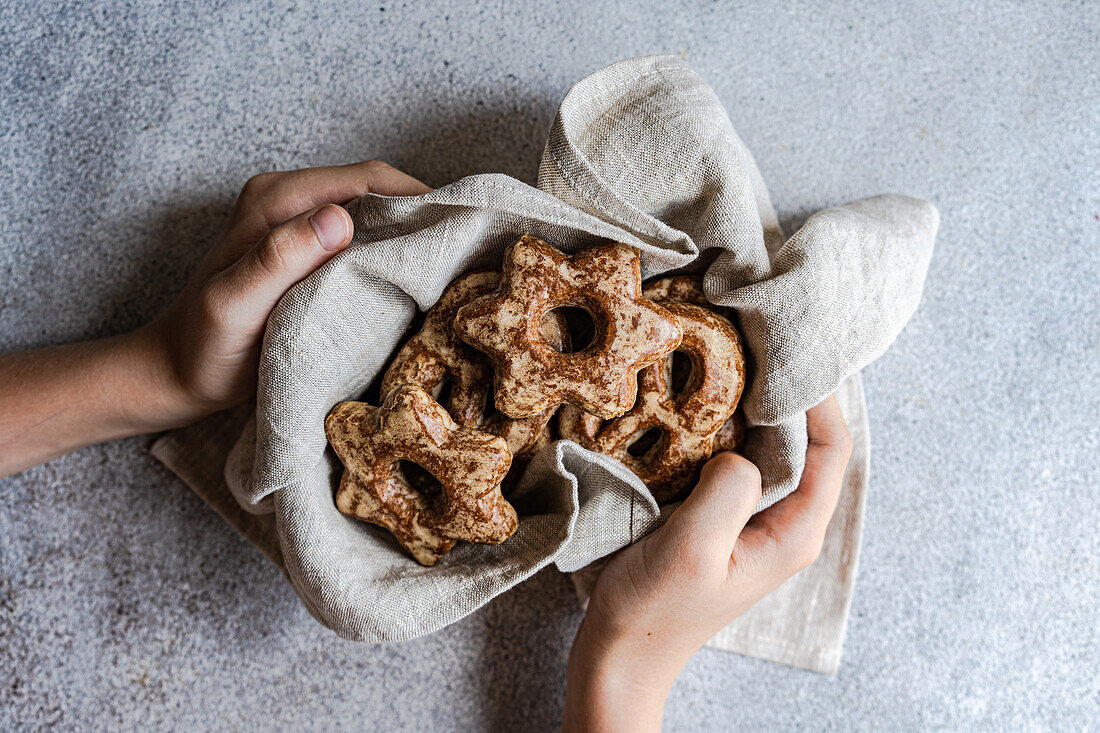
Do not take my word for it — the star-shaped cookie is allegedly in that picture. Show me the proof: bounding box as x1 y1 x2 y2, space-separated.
558 301 746 502
380 269 566 462
453 234 683 420
325 384 518 566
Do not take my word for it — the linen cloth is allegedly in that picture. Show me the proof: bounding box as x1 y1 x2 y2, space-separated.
150 55 936 671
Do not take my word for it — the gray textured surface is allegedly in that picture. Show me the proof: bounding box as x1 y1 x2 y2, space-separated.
0 0 1096 729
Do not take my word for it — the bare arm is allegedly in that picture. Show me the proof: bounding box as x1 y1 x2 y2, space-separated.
0 160 430 478
0 332 179 475
563 397 852 731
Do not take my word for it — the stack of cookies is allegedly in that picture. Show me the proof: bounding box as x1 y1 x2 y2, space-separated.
325 234 746 565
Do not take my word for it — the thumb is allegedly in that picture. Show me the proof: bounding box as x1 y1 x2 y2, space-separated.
221 203 352 312
664 452 763 554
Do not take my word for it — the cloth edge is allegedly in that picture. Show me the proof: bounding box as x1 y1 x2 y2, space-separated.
149 429 286 573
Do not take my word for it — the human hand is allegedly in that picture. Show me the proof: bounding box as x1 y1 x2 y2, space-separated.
138 160 431 425
0 161 429 477
562 397 852 732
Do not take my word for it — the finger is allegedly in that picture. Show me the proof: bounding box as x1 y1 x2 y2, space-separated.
738 395 852 570
664 451 763 553
215 203 352 316
223 160 430 259
351 161 433 196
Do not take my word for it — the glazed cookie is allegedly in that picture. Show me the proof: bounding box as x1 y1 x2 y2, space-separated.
453 234 683 420
381 270 567 462
641 274 714 308
712 408 746 453
644 275 747 453
325 384 518 566
558 299 746 503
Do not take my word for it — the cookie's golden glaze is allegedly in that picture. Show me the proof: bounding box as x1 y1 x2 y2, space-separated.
641 274 715 308
645 275 747 454
325 385 518 566
453 235 683 420
381 270 565 461
560 278 746 502
712 409 746 453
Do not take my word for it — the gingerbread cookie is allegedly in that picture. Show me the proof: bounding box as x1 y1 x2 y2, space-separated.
559 277 746 502
381 270 567 462
453 234 683 420
712 408 746 453
645 275 747 453
641 274 714 308
326 384 518 566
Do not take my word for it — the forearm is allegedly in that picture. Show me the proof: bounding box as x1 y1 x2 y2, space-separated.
0 326 189 477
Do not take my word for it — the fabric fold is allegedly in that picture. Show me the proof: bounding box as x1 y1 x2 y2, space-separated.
717 194 939 425
150 54 935 670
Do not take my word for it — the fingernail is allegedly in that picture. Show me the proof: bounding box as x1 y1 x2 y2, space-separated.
310 205 349 251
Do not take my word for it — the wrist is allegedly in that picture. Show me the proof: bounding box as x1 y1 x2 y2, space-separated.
113 323 210 432
0 328 208 477
562 616 681 732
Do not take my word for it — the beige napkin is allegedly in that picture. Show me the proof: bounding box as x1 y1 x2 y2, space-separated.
150 55 934 670
565 374 867 673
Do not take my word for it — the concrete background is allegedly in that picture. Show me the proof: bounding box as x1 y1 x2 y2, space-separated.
1 1 1097 729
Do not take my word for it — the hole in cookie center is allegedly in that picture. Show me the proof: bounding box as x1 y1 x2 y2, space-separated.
543 307 596 353
627 427 665 461
668 351 693 399
399 460 443 497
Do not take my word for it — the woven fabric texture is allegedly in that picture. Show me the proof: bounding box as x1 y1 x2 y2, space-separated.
152 55 936 658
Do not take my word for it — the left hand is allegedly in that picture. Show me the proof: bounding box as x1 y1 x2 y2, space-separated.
0 160 429 477
140 160 431 423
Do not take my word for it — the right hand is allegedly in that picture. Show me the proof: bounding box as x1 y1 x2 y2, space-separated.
563 396 853 732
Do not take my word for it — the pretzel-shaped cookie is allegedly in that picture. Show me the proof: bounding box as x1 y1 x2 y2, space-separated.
559 278 746 502
381 270 566 464
325 384 518 566
453 234 683 420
